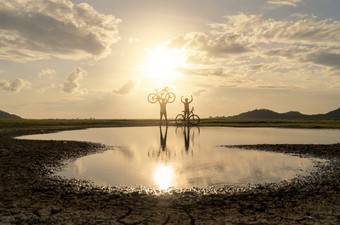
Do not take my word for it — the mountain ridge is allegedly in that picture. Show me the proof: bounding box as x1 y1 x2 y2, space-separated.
212 108 340 119
0 110 22 119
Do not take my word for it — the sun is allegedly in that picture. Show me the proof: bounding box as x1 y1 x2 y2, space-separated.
144 45 187 82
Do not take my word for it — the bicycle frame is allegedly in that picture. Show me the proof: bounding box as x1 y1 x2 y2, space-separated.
175 107 200 126
147 88 176 104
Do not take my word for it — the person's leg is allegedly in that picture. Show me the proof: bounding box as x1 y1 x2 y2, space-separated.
160 112 163 125
164 112 168 125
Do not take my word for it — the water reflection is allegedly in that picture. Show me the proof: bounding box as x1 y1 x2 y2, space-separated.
18 127 333 189
160 126 168 151
177 126 200 153
148 126 173 162
153 164 175 190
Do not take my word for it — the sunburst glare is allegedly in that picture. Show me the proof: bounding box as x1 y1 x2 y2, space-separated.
153 164 175 190
144 45 187 82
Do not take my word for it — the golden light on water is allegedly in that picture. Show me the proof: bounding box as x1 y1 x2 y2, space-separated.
144 45 187 82
153 164 175 190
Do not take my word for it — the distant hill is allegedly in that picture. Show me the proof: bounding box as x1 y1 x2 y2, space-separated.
0 110 22 119
322 108 340 119
212 108 340 119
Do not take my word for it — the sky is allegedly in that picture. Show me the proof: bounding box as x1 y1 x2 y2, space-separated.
1 0 340 119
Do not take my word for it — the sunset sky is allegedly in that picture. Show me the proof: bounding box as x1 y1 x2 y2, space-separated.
1 0 340 119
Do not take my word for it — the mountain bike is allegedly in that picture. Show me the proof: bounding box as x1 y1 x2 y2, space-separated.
175 107 200 126
147 88 176 104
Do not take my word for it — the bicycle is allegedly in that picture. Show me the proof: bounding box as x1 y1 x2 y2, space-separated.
175 107 200 126
147 88 176 104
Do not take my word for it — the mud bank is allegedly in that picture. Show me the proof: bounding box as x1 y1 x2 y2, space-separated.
0 129 339 224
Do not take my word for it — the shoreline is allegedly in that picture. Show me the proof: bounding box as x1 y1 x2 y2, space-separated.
0 126 339 224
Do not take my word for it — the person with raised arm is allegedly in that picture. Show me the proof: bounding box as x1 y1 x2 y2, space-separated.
181 95 193 119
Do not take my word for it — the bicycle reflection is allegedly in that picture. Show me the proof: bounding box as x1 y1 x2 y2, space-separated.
148 126 200 161
176 125 200 153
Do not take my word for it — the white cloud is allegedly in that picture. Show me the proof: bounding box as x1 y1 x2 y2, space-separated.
0 0 121 61
267 0 302 7
0 78 31 92
192 89 206 96
215 13 340 47
128 37 140 43
169 32 253 63
113 80 136 95
62 67 87 94
170 13 340 83
39 68 56 78
176 67 231 77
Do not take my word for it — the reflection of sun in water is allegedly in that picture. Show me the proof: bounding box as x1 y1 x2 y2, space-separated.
153 164 175 190
145 46 187 82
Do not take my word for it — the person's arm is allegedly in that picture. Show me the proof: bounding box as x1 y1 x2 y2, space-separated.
181 96 184 103
189 95 193 103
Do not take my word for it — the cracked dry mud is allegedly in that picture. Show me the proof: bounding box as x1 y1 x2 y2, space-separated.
0 129 339 224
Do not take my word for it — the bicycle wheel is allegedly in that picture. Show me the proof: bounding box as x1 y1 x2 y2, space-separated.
147 93 158 103
189 114 200 126
166 92 176 103
175 114 185 126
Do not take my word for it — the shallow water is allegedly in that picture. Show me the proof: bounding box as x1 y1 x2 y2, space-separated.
20 127 336 189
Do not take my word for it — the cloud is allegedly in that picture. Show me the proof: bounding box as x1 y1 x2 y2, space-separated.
62 67 87 94
0 78 31 92
169 13 340 83
113 80 136 95
39 68 56 77
215 13 340 47
265 46 309 58
0 0 121 61
267 0 302 7
303 49 340 71
176 67 230 77
266 47 340 71
169 32 253 62
258 85 301 89
128 37 140 43
192 89 206 96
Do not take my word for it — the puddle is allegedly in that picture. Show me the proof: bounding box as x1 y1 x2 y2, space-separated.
20 127 336 189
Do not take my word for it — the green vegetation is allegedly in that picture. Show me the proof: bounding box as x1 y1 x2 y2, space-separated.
200 119 340 129
0 119 159 135
0 119 158 127
1 118 340 136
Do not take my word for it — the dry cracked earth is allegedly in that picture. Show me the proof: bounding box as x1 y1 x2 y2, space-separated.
0 128 339 224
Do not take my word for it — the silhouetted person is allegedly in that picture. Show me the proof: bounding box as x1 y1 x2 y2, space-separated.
160 126 168 151
181 95 193 118
159 98 168 125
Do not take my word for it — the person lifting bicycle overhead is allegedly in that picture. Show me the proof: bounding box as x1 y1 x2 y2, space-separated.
181 95 193 118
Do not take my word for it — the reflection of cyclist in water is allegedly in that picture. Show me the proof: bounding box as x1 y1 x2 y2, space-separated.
183 126 190 151
159 98 168 125
160 126 168 151
181 95 193 118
